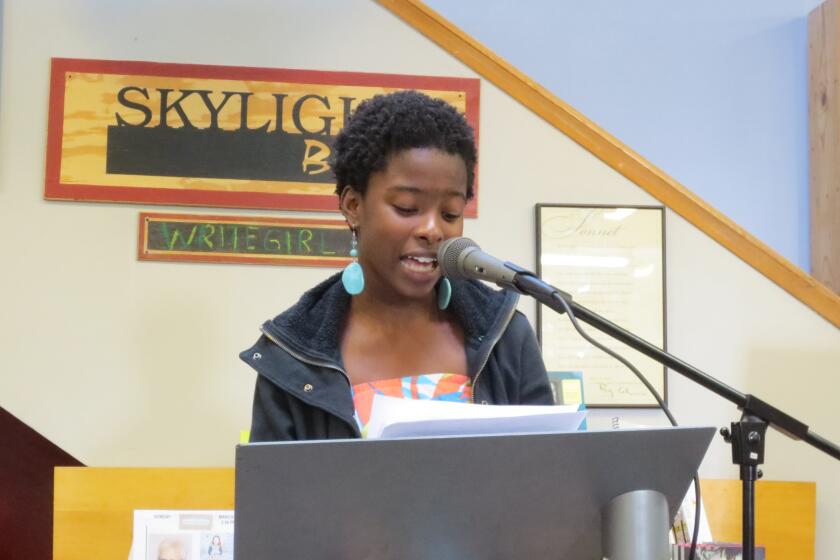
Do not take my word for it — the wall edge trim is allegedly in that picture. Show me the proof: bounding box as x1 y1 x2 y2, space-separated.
376 0 840 329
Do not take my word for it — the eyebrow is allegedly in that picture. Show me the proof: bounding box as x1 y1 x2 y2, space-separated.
390 185 467 200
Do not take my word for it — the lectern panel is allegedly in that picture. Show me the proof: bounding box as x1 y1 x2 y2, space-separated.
235 427 714 560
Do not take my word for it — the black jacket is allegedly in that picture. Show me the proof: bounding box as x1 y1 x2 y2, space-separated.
241 273 553 441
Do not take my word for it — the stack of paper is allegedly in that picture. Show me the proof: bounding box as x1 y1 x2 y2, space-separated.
366 394 586 439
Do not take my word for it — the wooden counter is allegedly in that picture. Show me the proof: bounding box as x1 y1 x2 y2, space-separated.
54 468 815 559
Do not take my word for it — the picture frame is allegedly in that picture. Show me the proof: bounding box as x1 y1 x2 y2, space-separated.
536 204 667 408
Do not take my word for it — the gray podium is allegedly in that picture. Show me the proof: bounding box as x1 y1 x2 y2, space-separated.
234 427 714 560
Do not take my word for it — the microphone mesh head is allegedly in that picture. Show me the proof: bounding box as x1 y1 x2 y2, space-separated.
438 237 479 279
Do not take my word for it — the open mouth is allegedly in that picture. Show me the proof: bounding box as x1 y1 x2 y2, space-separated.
400 255 438 273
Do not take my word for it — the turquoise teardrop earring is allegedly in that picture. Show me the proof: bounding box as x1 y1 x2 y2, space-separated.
341 228 365 295
437 277 452 310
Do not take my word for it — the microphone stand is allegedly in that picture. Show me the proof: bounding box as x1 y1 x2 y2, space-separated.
506 265 840 560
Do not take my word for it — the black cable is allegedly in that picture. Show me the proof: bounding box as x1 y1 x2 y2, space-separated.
551 292 702 560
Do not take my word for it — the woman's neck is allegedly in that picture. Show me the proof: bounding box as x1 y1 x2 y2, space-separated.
349 288 443 328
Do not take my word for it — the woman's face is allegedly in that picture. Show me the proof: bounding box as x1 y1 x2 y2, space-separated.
342 147 468 302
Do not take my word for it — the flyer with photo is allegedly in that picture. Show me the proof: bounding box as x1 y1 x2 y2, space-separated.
129 510 234 560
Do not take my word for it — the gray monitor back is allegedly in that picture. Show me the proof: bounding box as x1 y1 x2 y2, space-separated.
235 427 714 560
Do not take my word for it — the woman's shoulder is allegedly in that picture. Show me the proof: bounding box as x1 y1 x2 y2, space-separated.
270 272 346 322
266 272 348 333
243 272 349 364
507 309 536 333
449 279 519 338
495 310 539 350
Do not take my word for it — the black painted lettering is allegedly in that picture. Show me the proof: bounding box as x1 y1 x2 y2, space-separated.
273 93 288 134
158 89 198 128
115 86 152 127
237 93 270 132
195 90 240 130
292 94 334 135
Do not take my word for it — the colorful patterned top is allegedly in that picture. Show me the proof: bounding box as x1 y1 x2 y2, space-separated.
351 373 472 438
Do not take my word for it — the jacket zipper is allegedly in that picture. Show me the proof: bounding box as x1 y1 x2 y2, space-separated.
471 303 517 404
259 326 351 384
259 326 361 437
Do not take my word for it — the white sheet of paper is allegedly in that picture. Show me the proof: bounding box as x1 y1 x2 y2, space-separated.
366 394 586 439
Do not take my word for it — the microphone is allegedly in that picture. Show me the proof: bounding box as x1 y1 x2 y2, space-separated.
437 237 518 287
437 237 572 306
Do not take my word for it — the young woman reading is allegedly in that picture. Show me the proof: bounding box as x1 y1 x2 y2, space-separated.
242 90 552 441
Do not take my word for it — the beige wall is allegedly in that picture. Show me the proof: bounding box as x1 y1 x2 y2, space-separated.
1 0 838 556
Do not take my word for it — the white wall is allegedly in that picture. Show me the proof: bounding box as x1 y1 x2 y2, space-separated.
1 0 838 556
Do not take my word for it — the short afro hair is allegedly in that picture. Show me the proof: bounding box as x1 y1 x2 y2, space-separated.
332 90 477 199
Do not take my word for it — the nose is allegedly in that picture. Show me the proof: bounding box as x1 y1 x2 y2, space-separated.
415 211 444 246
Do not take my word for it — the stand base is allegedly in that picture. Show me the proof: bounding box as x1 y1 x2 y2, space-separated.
602 489 670 560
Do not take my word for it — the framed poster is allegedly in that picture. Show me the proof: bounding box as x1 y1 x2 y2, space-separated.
44 58 481 215
536 204 666 408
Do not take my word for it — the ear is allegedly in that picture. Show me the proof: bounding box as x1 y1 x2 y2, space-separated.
339 186 363 228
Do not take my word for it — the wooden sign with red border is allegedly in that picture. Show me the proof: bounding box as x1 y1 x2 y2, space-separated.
138 212 352 267
45 58 481 216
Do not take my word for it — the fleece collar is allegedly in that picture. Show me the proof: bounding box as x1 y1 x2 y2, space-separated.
261 272 518 367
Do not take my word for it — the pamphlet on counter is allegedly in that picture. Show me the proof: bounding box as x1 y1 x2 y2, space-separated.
129 510 233 560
